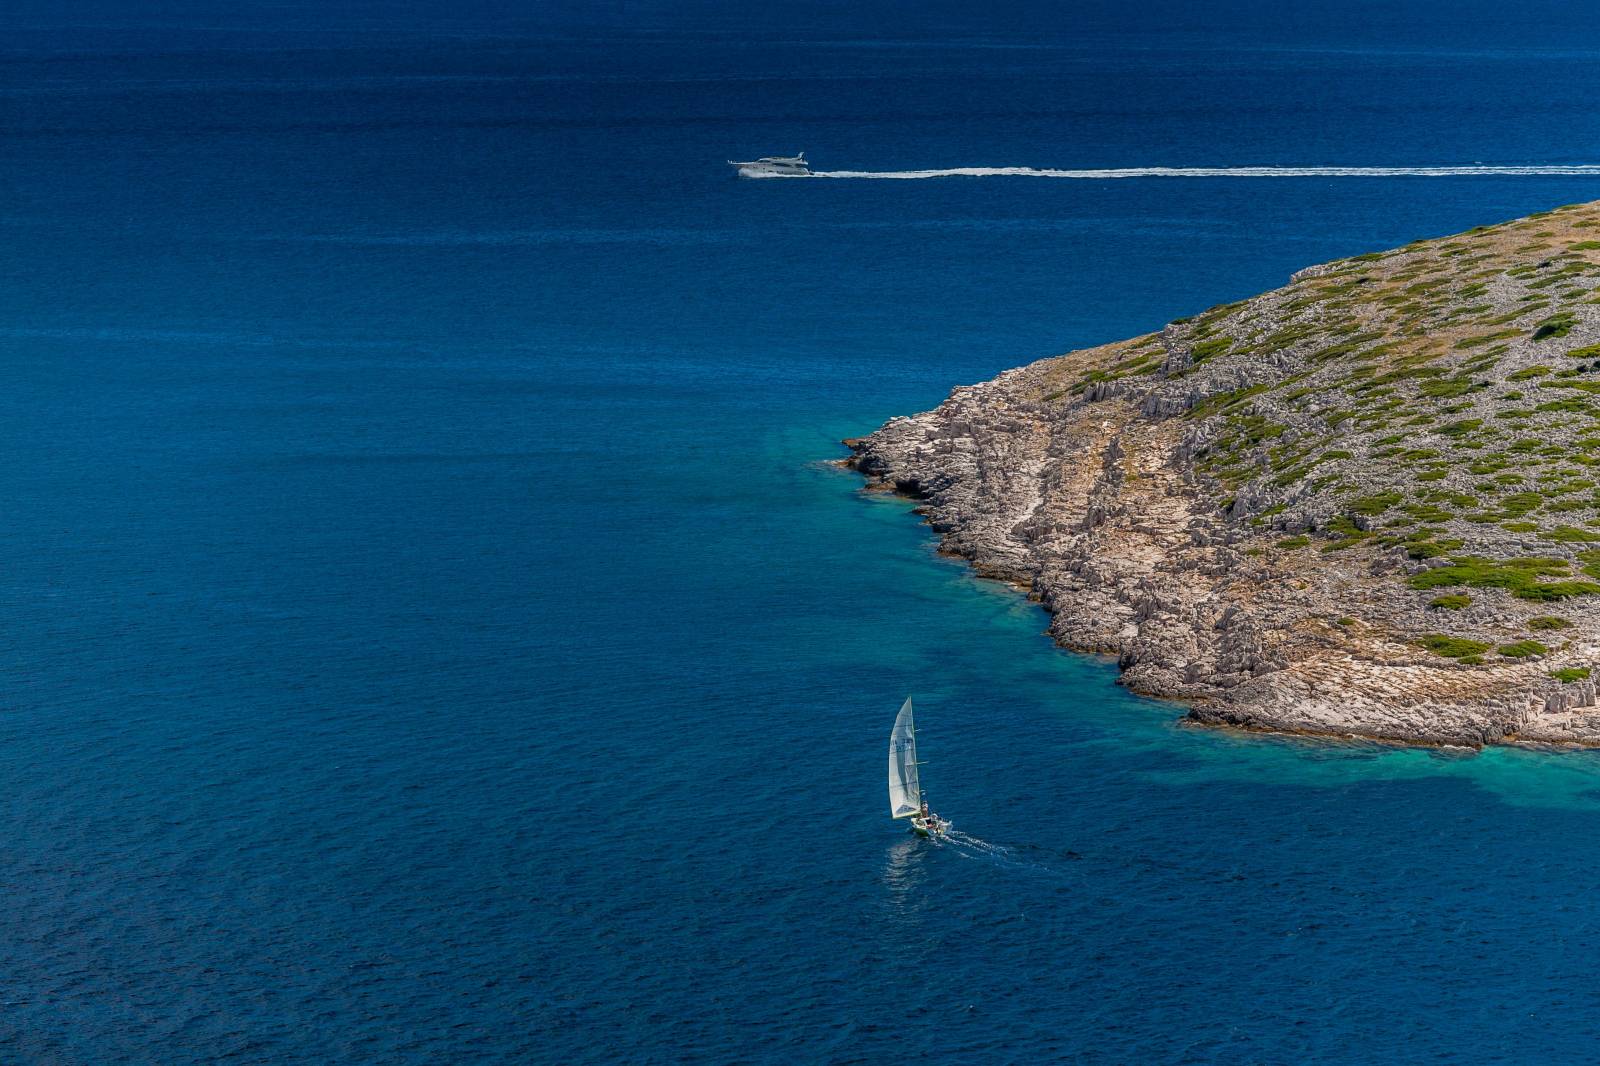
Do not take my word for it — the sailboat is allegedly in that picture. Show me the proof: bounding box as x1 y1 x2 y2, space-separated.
888 697 949 838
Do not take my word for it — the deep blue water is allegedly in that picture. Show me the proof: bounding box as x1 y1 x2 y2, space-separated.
10 2 1600 1061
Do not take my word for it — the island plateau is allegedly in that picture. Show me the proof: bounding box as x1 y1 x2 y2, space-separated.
849 200 1600 747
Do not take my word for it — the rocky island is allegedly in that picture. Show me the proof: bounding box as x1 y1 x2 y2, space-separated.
849 200 1600 748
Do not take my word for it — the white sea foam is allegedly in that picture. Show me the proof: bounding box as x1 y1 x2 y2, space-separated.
786 164 1600 180
943 828 1009 854
938 829 1078 879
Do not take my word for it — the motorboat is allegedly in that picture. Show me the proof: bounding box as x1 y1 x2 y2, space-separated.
727 153 811 178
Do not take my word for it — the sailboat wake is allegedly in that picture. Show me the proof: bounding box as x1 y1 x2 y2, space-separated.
930 828 1079 879
940 828 1008 854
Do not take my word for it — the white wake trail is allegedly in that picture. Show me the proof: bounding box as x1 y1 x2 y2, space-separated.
942 828 1009 854
795 164 1600 180
935 829 1076 879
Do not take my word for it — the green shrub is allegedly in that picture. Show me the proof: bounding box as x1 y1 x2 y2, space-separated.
1499 640 1550 658
1275 535 1311 550
1429 594 1472 610
1533 312 1579 340
1499 492 1543 516
1575 548 1600 578
1541 525 1600 542
1551 666 1592 682
1455 330 1521 349
1190 336 1235 363
1513 580 1600 601
1408 555 1600 600
1535 398 1596 415
1529 615 1574 630
1349 492 1402 515
1516 580 1600 601
1418 377 1478 398
1418 634 1492 659
1404 504 1454 523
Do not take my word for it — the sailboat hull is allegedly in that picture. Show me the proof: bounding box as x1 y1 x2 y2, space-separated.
910 814 949 838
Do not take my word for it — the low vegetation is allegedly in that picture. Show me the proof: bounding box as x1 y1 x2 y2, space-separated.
1418 634 1491 660
1408 556 1600 601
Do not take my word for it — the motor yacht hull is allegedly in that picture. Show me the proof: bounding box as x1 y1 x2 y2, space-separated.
727 155 811 179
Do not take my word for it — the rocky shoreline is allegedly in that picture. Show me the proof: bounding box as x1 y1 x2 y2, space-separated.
847 201 1600 749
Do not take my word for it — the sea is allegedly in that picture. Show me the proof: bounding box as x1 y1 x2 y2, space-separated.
7 1 1600 1061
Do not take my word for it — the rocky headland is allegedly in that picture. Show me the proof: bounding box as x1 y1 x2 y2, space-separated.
848 200 1600 748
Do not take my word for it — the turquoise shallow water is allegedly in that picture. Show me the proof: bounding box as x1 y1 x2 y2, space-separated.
10 1 1600 1061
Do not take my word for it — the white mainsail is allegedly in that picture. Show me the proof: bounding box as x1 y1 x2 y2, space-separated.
888 697 921 819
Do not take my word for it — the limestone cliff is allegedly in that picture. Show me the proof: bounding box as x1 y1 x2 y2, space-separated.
849 200 1600 747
